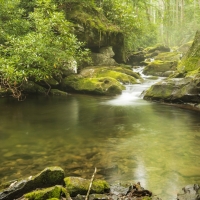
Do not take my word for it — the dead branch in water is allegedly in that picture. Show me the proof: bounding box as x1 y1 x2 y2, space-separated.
85 167 97 200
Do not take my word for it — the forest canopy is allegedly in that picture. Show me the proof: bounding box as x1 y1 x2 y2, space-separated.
0 0 200 99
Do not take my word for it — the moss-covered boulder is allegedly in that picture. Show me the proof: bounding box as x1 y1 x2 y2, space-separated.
22 81 47 95
154 52 181 62
61 75 125 95
0 167 65 200
143 60 177 76
126 51 145 66
177 30 200 74
60 65 143 95
144 44 170 58
49 89 68 96
143 76 200 103
64 177 110 197
23 185 69 200
80 66 142 84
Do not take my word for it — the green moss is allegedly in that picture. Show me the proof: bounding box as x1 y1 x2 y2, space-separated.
186 67 200 77
33 166 65 187
67 6 120 33
96 69 138 84
63 76 125 95
64 177 110 197
24 185 68 200
178 57 200 72
143 60 176 75
112 67 141 79
145 83 174 99
155 52 180 61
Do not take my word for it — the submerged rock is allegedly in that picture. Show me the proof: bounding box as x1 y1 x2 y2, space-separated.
177 184 200 200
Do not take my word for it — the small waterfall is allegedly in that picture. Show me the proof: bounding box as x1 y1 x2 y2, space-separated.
103 66 164 106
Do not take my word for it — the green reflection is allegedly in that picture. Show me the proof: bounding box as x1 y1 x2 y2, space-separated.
0 95 199 200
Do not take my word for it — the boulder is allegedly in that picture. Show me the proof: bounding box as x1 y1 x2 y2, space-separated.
64 177 110 197
177 30 200 73
143 60 177 76
143 76 200 103
49 89 68 96
22 81 47 95
91 47 117 66
0 166 65 200
60 75 125 95
126 51 145 66
79 66 142 84
21 185 69 200
144 44 171 58
154 51 181 62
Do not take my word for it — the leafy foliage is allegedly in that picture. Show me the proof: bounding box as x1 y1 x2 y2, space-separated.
0 0 90 99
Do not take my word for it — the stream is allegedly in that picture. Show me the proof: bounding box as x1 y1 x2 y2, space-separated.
0 67 200 200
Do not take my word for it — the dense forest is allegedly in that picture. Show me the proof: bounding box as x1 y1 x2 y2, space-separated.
0 0 200 99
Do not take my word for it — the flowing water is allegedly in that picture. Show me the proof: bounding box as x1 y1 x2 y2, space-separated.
0 68 200 200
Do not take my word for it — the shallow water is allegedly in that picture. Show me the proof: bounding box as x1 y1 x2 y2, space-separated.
0 75 200 200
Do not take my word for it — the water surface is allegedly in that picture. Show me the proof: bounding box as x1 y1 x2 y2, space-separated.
0 76 199 200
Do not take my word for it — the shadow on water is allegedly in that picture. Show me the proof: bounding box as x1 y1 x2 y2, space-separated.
0 70 200 200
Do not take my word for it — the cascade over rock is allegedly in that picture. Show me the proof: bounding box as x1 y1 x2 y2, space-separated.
143 30 200 109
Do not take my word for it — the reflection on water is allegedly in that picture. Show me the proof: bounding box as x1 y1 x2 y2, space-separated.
0 79 200 200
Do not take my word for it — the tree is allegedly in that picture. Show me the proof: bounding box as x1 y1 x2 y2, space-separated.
0 0 90 99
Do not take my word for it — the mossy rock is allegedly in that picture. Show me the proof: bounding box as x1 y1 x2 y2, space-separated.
80 66 142 84
144 44 170 54
177 31 200 73
64 177 110 197
95 69 139 84
155 52 181 62
22 81 47 95
24 185 69 200
0 166 65 200
49 89 68 96
61 76 125 95
143 60 177 76
110 66 142 80
144 77 200 103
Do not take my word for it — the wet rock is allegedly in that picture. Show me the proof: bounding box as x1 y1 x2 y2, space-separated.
91 46 118 66
49 89 68 96
144 76 200 104
61 76 125 95
91 53 117 66
126 51 145 66
18 185 69 200
80 66 142 84
0 166 65 200
74 193 109 200
64 177 110 197
177 184 200 200
22 81 47 95
143 60 177 76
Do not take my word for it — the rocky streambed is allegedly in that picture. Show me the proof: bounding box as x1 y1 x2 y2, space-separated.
0 167 199 200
